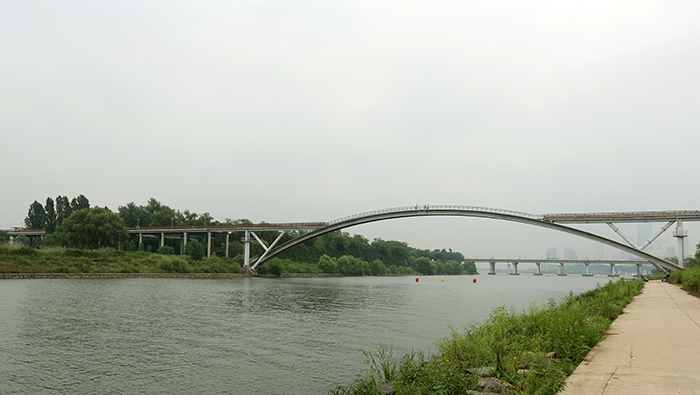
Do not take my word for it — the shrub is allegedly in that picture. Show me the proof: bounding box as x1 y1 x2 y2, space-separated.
157 245 175 255
185 239 206 261
158 255 192 273
10 246 38 256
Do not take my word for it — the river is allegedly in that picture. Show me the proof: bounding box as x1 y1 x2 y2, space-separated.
0 274 607 394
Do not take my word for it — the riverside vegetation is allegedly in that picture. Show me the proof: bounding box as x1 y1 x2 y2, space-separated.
2 196 478 276
329 278 644 395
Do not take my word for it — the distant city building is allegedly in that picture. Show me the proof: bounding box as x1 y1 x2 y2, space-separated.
637 223 652 248
564 248 577 260
546 248 558 259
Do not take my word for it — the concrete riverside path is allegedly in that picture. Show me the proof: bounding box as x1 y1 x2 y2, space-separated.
559 281 700 395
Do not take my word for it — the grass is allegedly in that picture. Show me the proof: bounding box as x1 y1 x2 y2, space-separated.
0 244 242 274
329 279 644 395
669 266 700 296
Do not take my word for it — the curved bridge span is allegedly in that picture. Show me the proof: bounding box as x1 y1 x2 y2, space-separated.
253 206 690 273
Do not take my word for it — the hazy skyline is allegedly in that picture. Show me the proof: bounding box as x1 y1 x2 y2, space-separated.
2 1 700 259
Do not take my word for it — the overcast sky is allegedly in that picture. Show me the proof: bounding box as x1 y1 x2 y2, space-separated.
2 0 700 259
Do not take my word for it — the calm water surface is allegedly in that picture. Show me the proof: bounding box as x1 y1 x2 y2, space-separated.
0 275 607 394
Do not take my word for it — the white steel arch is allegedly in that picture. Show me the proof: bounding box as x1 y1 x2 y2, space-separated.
251 205 683 273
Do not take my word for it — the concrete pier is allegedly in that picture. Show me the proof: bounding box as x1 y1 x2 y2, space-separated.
559 281 700 394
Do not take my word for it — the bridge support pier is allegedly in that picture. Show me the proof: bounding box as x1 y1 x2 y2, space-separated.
489 261 496 275
636 263 643 278
558 262 566 276
181 232 188 255
225 232 230 258
138 233 142 246
243 231 252 268
583 262 593 276
534 262 542 276
207 232 212 258
608 263 619 277
160 232 165 248
674 219 687 269
510 262 519 275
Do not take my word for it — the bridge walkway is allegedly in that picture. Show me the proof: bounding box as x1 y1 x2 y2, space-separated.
559 281 700 394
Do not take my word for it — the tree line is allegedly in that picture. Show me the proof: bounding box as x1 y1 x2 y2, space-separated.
15 196 478 275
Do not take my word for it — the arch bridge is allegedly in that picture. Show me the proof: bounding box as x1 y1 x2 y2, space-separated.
250 206 700 273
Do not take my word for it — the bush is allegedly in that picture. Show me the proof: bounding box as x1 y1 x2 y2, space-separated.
185 239 206 261
158 256 192 273
10 246 38 256
157 245 175 255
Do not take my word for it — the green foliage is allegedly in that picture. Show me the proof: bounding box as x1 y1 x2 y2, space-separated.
157 245 176 255
45 197 57 233
0 230 10 243
318 254 338 273
331 279 644 395
10 246 38 256
266 260 283 276
55 207 129 249
158 255 192 273
25 200 46 229
14 235 30 246
185 239 206 260
670 266 700 295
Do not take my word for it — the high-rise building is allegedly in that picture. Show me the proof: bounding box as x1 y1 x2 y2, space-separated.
546 248 558 259
637 223 652 248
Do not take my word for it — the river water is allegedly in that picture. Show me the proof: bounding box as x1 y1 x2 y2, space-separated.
0 275 607 394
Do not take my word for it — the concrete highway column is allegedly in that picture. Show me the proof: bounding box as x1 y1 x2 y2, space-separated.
160 233 165 248
583 262 593 276
207 232 212 258
243 230 251 267
489 261 496 275
608 263 617 277
535 262 542 276
674 219 687 269
510 262 519 275
225 233 230 258
138 233 142 246
558 263 566 276
182 232 188 254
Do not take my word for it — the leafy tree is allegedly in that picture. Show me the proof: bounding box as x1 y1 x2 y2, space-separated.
55 207 129 249
318 254 338 273
0 230 10 243
45 197 57 233
55 195 72 227
25 200 46 229
117 202 150 227
185 239 206 260
157 245 175 255
14 234 30 246
70 194 90 212
150 206 177 227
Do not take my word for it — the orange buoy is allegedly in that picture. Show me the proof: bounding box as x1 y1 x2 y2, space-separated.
441 277 444 281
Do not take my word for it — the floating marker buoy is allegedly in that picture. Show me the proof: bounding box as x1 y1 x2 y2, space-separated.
415 277 419 282
441 277 444 281
473 278 477 283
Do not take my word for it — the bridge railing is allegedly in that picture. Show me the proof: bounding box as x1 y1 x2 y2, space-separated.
326 205 544 226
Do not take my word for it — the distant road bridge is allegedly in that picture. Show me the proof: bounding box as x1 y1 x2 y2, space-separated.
6 206 699 273
464 258 652 277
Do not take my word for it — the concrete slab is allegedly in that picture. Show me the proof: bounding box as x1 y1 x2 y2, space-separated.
559 281 700 395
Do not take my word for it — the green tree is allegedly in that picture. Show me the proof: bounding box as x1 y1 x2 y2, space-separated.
185 239 206 260
70 194 90 212
150 206 177 227
55 195 72 227
55 207 129 249
318 254 338 273
0 230 10 243
45 197 57 233
25 200 46 229
117 202 150 227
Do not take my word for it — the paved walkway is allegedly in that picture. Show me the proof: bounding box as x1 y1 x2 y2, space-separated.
559 281 700 395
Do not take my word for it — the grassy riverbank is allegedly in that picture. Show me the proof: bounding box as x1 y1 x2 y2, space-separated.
0 245 243 274
330 279 644 395
669 266 700 296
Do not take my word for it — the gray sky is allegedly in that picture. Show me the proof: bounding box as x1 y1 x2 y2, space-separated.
2 0 700 259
